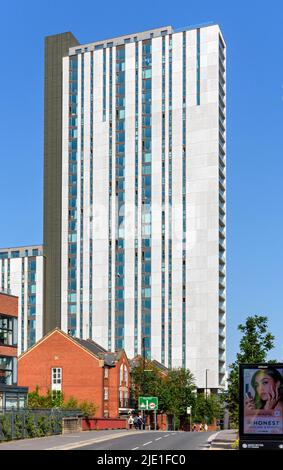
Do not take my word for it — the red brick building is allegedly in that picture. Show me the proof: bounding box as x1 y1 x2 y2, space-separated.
0 292 28 410
18 328 131 418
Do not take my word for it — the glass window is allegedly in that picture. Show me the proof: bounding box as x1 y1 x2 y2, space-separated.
51 367 62 391
29 260 36 271
0 357 13 385
0 315 13 346
5 395 18 409
142 69 152 79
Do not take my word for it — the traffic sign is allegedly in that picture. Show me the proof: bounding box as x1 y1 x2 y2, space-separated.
187 406 192 415
138 396 158 411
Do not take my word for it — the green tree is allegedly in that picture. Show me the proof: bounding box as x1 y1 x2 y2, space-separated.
131 359 164 406
227 315 275 427
131 360 197 429
193 393 222 425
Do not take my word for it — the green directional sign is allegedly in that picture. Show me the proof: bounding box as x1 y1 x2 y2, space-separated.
138 396 158 411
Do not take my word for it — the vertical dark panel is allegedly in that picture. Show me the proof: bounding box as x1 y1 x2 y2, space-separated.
43 32 79 334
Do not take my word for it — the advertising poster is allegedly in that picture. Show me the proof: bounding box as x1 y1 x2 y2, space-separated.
242 365 283 435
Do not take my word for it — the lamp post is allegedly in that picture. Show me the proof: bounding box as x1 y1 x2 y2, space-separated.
205 369 209 401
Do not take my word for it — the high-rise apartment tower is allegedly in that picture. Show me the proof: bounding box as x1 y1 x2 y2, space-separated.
44 25 226 390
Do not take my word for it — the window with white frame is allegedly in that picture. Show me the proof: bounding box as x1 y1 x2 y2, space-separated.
104 387 109 400
124 364 128 385
104 366 109 378
51 367 62 391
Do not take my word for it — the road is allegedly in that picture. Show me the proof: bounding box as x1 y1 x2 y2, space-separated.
74 431 215 450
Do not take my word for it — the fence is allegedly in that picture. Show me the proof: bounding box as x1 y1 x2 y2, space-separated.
0 408 82 442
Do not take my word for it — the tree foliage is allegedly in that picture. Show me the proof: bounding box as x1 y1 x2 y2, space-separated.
131 359 222 427
27 386 97 417
227 315 275 427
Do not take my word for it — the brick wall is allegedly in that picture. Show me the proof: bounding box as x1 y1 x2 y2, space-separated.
0 293 18 317
18 330 105 416
108 352 131 418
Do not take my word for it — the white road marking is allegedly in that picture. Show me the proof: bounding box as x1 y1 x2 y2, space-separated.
132 447 139 450
164 434 170 438
155 437 162 441
143 441 152 446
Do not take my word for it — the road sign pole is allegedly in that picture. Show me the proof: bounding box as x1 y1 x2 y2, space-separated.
154 410 157 431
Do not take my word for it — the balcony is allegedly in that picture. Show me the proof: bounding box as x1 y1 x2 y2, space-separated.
219 215 225 228
219 330 226 342
219 59 225 74
219 202 225 216
219 269 226 281
219 79 226 96
219 289 226 301
219 127 226 142
219 141 226 156
219 179 225 192
219 47 225 62
219 349 226 361
219 105 225 121
219 189 225 203
219 300 226 313
219 315 226 328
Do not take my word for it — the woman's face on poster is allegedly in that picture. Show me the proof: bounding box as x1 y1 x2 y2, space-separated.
254 373 279 401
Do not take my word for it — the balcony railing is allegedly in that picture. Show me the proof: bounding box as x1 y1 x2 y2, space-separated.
219 189 225 202
219 289 226 300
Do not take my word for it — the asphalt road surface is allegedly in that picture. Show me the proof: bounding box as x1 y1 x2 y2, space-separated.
74 431 215 451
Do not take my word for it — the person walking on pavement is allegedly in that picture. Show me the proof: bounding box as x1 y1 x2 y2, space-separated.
137 414 143 430
133 415 138 429
128 415 134 429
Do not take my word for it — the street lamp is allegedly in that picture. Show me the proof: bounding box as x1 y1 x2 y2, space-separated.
205 369 210 401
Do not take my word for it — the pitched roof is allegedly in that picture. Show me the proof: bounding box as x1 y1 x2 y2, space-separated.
72 337 120 366
130 355 169 374
19 328 126 367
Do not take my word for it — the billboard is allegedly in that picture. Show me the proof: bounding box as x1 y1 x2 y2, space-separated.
239 364 283 439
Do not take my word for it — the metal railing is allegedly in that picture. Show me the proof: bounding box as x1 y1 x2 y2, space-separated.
0 408 81 442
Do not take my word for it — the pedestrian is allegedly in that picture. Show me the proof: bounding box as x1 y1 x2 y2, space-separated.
193 424 197 432
133 415 138 429
128 414 134 430
199 423 203 432
204 423 208 432
137 414 143 430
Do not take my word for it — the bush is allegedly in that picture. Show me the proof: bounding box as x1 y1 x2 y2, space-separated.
15 414 24 439
25 413 39 438
0 414 12 440
79 401 97 419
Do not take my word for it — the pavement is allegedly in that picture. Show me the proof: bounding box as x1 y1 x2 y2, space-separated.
208 429 238 450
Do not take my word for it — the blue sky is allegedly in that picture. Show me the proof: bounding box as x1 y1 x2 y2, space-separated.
0 0 283 366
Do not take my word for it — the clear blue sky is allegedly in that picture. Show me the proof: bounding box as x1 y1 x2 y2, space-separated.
0 0 283 366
